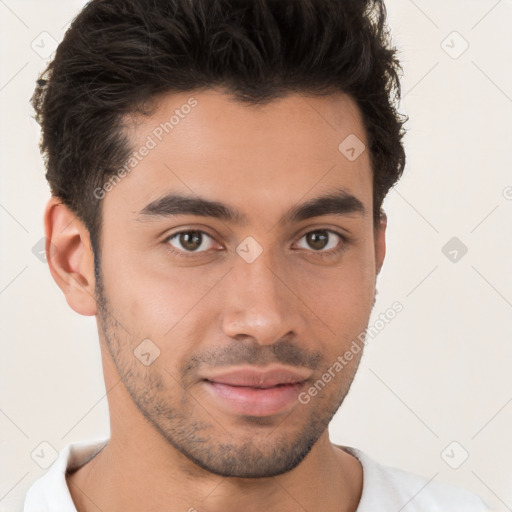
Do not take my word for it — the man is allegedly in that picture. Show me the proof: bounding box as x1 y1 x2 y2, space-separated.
24 0 489 510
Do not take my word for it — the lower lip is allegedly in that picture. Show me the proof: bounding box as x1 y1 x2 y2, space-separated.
203 380 305 417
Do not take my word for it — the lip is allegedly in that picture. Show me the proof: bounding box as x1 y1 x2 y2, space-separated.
201 365 310 417
203 365 311 388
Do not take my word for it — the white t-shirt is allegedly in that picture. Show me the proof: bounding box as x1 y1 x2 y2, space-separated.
23 438 490 511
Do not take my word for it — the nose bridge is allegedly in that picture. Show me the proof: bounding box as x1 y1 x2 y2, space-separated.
221 245 303 344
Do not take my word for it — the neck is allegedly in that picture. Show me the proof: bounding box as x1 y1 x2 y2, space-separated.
67 430 362 512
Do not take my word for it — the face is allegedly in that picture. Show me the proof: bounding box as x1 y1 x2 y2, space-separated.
95 89 385 478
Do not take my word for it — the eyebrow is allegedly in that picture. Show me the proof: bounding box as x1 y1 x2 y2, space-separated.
138 189 366 225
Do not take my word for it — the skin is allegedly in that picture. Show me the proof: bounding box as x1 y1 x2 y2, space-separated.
45 89 387 512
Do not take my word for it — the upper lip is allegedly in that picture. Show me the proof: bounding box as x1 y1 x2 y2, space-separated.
203 365 311 388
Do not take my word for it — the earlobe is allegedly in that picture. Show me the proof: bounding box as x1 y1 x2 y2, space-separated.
44 197 97 316
375 209 387 276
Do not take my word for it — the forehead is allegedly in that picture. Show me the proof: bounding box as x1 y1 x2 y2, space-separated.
130 88 368 157
107 89 373 225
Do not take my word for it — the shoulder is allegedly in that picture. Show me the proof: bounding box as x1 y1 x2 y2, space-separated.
339 445 491 512
23 438 109 512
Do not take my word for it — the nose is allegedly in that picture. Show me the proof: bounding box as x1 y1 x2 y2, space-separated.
220 248 306 346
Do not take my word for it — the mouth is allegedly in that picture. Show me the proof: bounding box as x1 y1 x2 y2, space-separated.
201 366 310 417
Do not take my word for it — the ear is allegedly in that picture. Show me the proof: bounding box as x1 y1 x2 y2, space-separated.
374 208 387 276
44 197 97 316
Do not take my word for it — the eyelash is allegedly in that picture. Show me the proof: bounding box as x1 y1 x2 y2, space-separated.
163 229 349 259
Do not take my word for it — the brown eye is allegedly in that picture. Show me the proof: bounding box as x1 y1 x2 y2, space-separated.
296 229 345 253
166 230 215 253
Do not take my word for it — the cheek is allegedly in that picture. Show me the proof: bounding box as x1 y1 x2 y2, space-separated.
292 250 376 324
100 249 225 350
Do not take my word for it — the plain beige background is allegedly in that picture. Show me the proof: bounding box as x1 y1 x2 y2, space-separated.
1 1 511 510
